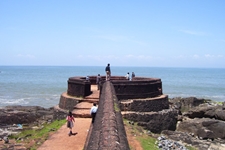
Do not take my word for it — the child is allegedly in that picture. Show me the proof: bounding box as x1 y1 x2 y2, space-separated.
66 111 75 136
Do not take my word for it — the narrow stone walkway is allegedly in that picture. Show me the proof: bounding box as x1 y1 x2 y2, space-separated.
73 85 100 118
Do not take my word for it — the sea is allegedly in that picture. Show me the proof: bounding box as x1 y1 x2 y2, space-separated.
0 66 225 108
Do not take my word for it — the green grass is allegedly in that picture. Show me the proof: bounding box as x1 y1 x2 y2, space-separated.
9 119 66 150
123 119 196 150
186 145 198 150
123 119 158 150
113 94 120 112
137 135 158 150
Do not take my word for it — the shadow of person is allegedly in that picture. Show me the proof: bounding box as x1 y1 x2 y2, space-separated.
71 132 78 136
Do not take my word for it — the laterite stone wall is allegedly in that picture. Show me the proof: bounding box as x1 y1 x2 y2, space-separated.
120 95 169 112
67 77 91 97
112 77 162 100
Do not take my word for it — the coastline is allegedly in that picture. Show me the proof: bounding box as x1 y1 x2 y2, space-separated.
1 97 225 150
1 66 225 108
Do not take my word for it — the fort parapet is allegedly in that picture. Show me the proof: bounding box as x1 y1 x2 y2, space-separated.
67 77 91 97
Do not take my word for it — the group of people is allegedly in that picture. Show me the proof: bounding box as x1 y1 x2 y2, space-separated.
125 72 135 80
104 63 136 81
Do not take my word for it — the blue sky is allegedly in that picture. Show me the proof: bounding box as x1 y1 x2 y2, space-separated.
0 1 225 68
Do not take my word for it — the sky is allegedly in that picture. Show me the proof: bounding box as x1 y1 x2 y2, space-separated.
0 1 225 68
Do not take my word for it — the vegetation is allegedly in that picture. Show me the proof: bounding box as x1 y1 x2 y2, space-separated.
113 94 120 112
186 145 197 150
137 135 158 150
9 119 66 150
7 117 197 150
123 119 196 150
123 119 158 150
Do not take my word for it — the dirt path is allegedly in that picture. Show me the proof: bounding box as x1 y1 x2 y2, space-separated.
37 118 143 150
38 118 91 150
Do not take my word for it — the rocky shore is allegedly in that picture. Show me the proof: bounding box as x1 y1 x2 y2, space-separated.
1 97 225 150
0 105 68 149
122 97 225 150
160 97 225 150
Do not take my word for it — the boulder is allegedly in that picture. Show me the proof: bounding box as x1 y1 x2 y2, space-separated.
169 97 208 112
0 105 56 125
177 118 225 139
123 109 178 133
183 103 225 121
222 102 225 110
143 109 178 133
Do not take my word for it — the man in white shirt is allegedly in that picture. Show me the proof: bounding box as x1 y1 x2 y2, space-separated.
90 103 98 123
125 72 130 80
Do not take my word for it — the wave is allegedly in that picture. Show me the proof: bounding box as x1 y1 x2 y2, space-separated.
0 98 29 105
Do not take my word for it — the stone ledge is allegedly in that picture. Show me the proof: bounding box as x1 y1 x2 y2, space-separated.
120 94 169 112
72 109 91 118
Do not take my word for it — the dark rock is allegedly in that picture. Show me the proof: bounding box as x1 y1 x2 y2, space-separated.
0 105 68 126
145 109 178 133
123 109 178 133
177 118 225 139
183 103 225 121
169 97 209 112
222 102 225 110
3 136 9 143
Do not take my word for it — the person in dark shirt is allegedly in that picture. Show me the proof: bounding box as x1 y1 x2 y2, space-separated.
105 63 111 81
131 72 135 80
96 74 101 90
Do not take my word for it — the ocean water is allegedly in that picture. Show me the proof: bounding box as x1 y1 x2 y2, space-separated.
0 66 225 108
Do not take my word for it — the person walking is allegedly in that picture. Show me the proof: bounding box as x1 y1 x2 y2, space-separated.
66 111 75 136
105 63 111 81
96 74 101 90
90 103 98 123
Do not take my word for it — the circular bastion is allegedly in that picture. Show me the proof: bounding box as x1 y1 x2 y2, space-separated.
59 75 167 111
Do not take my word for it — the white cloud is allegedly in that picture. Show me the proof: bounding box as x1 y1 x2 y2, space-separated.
204 54 224 59
179 30 206 36
193 54 200 59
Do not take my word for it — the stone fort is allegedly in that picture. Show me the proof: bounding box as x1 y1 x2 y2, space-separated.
58 75 178 150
